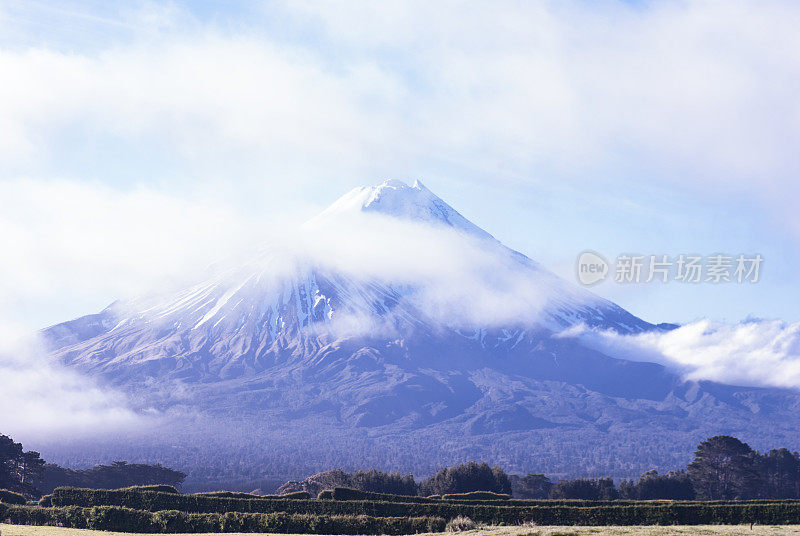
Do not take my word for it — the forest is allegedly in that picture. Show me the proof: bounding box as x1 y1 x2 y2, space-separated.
3 432 799 501
1 434 185 496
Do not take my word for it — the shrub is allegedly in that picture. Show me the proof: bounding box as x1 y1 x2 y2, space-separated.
317 490 334 500
38 494 53 507
0 489 27 505
446 515 476 532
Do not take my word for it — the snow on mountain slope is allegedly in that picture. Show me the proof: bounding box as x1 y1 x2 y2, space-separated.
308 178 649 332
307 179 494 240
37 180 800 478
44 179 652 372
36 181 800 482
39 178 681 438
38 179 664 424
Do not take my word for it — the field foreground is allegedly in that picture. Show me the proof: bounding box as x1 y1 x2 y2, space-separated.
5 524 800 536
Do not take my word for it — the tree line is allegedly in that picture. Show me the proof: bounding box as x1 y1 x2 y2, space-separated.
4 432 800 500
278 462 511 497
0 434 185 497
35 460 187 495
281 435 800 500
504 436 800 500
509 435 800 500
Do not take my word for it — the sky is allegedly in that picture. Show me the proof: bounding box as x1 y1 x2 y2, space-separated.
0 0 799 335
1 0 800 438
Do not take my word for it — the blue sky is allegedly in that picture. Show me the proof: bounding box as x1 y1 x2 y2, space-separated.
0 0 799 333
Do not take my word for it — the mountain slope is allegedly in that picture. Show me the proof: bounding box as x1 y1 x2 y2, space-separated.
44 180 658 409
40 179 800 480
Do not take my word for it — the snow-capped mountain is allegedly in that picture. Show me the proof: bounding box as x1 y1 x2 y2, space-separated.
44 179 653 391
41 180 800 478
307 179 495 240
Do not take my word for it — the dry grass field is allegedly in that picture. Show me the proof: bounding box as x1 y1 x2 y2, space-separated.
4 524 800 536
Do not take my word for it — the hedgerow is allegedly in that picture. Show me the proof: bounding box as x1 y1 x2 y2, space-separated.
0 504 445 534
47 487 800 525
328 487 800 507
442 491 510 501
332 488 442 503
195 491 310 500
0 489 27 505
192 491 260 499
118 485 181 494
280 491 312 499
0 504 89 528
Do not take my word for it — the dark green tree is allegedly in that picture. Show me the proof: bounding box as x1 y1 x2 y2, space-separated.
277 469 418 496
0 434 45 496
509 474 552 499
549 477 617 499
619 470 695 499
687 435 759 499
419 462 511 496
617 478 636 499
597 477 618 499
757 448 800 499
350 469 417 495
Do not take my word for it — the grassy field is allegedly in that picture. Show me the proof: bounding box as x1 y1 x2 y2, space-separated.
5 524 800 536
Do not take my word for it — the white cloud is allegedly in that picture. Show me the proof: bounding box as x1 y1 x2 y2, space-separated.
0 188 557 438
138 210 561 334
0 176 555 336
0 327 146 439
0 35 404 185
293 213 557 329
0 178 258 328
1 1 799 228
1 0 799 432
560 319 800 390
284 1 800 184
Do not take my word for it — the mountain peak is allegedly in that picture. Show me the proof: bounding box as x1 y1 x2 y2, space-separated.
361 179 426 211
309 179 494 240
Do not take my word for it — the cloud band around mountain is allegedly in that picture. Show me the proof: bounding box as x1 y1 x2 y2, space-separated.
560 319 800 390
